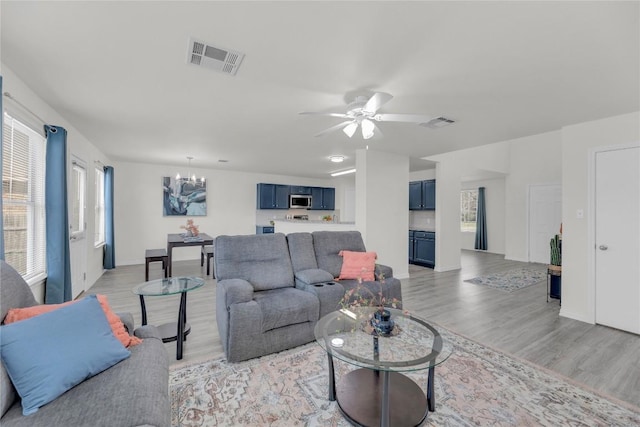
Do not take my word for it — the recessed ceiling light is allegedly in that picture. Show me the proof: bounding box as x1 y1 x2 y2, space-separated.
329 155 345 163
330 168 356 177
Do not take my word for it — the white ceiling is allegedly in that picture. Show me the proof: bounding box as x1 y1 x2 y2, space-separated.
1 1 638 178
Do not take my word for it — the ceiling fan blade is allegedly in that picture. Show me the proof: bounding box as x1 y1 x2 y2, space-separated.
374 113 432 123
362 92 393 115
371 121 384 139
299 111 349 118
314 120 354 137
343 122 358 138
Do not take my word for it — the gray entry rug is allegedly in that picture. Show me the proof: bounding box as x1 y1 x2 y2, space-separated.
169 327 640 426
464 268 547 292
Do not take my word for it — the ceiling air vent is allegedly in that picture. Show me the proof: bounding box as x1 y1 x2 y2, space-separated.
187 37 245 76
421 116 456 129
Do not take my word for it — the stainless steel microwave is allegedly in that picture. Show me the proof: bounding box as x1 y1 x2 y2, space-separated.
290 194 312 209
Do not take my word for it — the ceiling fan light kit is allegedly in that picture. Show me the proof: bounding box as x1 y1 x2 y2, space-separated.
301 92 448 139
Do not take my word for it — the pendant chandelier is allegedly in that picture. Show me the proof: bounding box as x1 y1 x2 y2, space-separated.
176 156 205 185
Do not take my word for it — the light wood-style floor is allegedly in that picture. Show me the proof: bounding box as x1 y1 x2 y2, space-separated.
89 250 640 408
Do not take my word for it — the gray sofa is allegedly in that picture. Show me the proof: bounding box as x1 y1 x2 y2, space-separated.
215 230 402 362
0 260 170 427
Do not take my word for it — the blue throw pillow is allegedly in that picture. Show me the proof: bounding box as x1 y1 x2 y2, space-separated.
0 295 131 415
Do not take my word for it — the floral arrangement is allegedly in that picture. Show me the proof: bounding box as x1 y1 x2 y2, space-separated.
180 219 200 237
340 267 400 311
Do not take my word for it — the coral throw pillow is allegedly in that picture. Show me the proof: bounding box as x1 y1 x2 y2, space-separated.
338 250 377 281
4 294 142 348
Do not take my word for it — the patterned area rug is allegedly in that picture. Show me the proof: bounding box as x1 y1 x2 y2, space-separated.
464 268 547 292
169 327 640 427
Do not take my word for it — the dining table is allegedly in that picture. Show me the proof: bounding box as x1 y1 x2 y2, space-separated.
166 233 214 277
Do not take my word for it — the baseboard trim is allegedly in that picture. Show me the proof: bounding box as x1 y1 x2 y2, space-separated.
559 308 593 324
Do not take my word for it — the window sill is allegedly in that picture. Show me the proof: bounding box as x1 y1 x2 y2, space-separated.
94 242 105 249
26 272 47 288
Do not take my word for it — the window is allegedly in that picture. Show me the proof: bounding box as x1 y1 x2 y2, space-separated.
460 189 478 232
70 161 86 240
94 167 105 246
2 112 46 281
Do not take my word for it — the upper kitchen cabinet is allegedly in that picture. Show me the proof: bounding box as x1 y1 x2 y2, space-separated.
310 187 335 210
289 186 312 195
409 180 436 210
257 183 290 209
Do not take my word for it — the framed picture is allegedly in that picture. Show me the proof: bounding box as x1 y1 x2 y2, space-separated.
162 176 207 216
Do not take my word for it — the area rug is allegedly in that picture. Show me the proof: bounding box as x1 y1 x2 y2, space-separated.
169 327 640 427
464 268 547 292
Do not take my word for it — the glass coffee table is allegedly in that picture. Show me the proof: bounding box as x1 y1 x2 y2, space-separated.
132 276 205 360
314 307 452 427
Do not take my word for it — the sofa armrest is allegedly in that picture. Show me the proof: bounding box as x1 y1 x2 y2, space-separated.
116 312 135 335
294 268 334 286
134 324 163 340
375 264 393 280
217 278 254 307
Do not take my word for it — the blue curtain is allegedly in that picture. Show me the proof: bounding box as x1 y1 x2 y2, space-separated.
44 125 72 303
474 187 488 251
104 166 116 269
0 75 4 261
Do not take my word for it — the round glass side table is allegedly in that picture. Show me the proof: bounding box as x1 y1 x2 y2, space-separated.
132 276 205 360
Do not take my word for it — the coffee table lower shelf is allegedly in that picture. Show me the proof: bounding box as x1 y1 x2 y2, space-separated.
336 369 429 427
156 322 191 343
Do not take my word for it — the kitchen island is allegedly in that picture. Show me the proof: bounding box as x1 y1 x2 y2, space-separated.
273 219 358 235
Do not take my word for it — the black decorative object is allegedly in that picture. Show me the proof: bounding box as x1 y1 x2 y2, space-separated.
371 309 395 336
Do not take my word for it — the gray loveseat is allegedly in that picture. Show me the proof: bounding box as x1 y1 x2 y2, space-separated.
215 230 402 362
0 260 170 427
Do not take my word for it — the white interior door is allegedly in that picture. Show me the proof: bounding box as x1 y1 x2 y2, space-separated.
528 184 562 264
69 158 87 299
595 145 640 334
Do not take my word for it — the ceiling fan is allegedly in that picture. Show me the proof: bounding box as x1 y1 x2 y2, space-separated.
300 92 440 140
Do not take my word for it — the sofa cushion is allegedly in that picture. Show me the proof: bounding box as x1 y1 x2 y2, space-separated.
4 294 142 348
312 231 367 278
0 334 169 427
286 233 318 272
215 233 295 291
0 295 130 415
0 261 39 418
338 250 377 281
254 287 319 332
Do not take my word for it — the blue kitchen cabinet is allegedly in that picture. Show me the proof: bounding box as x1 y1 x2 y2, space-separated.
257 183 290 209
408 230 415 262
409 180 436 210
412 231 435 268
289 186 312 195
310 187 335 210
409 182 423 210
256 225 275 234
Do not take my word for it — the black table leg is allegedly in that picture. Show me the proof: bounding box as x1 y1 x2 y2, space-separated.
427 365 435 412
176 292 188 360
381 370 390 427
139 295 147 326
167 244 173 277
327 352 336 401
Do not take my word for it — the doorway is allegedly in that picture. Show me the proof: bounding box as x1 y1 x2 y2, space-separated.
528 184 562 264
593 144 640 334
69 157 87 298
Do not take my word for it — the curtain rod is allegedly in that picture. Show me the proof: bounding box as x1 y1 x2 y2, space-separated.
3 91 49 126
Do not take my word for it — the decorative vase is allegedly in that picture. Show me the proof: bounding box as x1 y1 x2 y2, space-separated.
371 308 394 335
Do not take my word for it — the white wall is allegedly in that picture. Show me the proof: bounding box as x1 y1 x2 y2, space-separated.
461 178 506 254
2 65 111 302
114 160 340 265
356 149 410 279
504 131 562 261
560 111 640 323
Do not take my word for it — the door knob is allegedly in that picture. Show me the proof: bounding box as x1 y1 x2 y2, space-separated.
599 245 608 251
